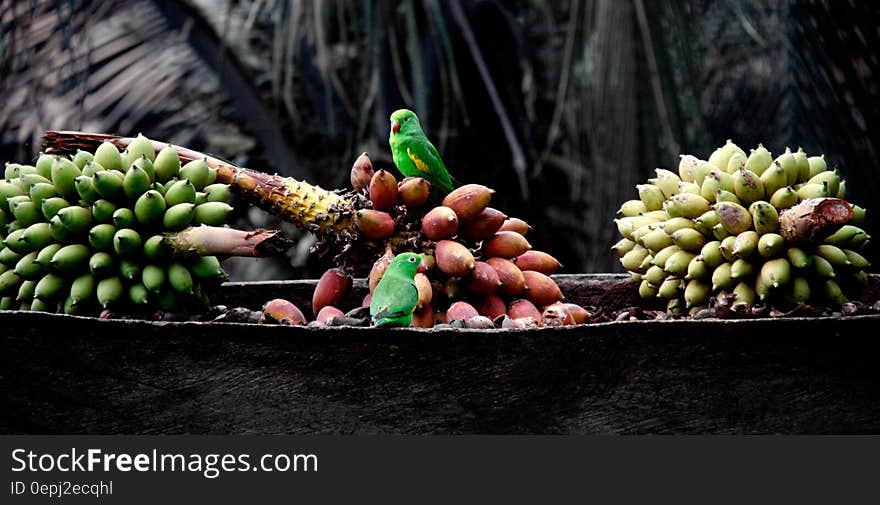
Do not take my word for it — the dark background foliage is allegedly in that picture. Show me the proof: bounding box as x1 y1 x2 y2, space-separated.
1 0 878 280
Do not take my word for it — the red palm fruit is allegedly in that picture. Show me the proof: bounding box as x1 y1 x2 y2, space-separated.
563 303 590 324
369 170 398 210
369 249 395 292
465 261 502 295
522 271 564 306
541 303 575 327
458 207 508 242
513 250 562 275
442 184 494 221
508 298 541 321
421 206 459 240
355 209 395 239
398 177 431 208
483 231 531 258
465 316 495 329
486 257 526 295
362 292 372 307
414 272 432 308
476 294 507 319
435 240 475 277
499 217 532 235
316 305 344 324
350 152 374 193
447 301 479 321
412 304 435 328
312 268 352 315
261 299 306 325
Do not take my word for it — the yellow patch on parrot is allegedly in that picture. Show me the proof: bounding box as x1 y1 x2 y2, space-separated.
407 148 430 173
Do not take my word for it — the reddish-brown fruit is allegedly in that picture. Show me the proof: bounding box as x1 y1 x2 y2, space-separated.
442 184 494 221
412 304 435 328
435 240 476 277
465 316 495 329
508 298 541 322
414 272 432 309
362 292 372 307
261 299 306 325
542 303 575 327
458 207 508 242
447 301 479 321
499 217 532 235
316 305 344 324
369 170 398 210
522 271 564 306
369 250 395 293
356 209 395 239
486 257 526 296
483 231 531 258
514 250 562 275
421 206 459 240
563 303 590 324
465 261 502 295
398 177 431 208
312 268 352 315
350 152 374 193
476 294 507 319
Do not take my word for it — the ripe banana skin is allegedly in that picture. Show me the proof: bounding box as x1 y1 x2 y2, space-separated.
617 141 871 313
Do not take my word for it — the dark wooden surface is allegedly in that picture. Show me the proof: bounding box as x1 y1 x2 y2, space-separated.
2 274 879 434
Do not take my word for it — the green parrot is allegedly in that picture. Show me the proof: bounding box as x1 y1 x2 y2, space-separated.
388 109 455 192
370 252 422 327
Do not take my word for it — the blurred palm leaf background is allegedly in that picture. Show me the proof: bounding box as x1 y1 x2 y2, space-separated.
2 0 878 279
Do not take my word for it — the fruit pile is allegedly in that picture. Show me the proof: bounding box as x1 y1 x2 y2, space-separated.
614 141 871 315
304 153 588 328
0 134 234 315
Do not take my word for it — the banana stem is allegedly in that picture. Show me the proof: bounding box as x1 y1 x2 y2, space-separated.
163 226 289 257
779 197 854 243
43 131 357 236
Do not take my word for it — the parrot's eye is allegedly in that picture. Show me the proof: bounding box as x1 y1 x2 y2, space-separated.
404 117 410 122
408 257 417 262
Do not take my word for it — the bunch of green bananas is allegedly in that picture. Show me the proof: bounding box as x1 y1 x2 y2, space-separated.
614 141 871 314
0 134 233 315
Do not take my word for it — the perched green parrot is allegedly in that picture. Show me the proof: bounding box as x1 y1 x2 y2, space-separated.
388 109 455 192
370 252 422 327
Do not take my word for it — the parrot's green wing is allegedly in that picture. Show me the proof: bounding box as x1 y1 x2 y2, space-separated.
370 275 419 327
405 137 455 192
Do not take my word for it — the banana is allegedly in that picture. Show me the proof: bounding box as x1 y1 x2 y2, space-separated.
123 164 152 200
125 134 156 164
640 228 673 251
785 276 811 304
711 263 735 291
41 197 70 221
50 244 90 273
807 169 840 197
13 251 42 280
757 233 784 259
733 281 757 307
142 264 166 293
759 258 792 289
0 269 22 295
35 243 63 269
732 231 759 259
807 155 826 178
88 224 116 251
811 255 835 279
129 283 149 305
21 222 54 251
190 255 223 278
851 205 866 226
51 157 81 199
843 249 870 269
34 273 65 301
10 199 41 227
677 181 701 195
168 262 194 294
91 199 118 223
694 210 719 235
89 252 116 277
759 162 787 200
684 279 710 308
57 206 93 235
119 259 141 282
617 199 648 218
730 258 754 280
815 244 850 267
163 179 197 206
836 180 846 200
612 238 636 257
822 279 847 305
792 148 810 183
733 167 764 205
93 170 125 201
620 246 650 272
131 155 155 181
93 142 123 171
113 229 142 259
639 279 659 298
74 176 99 202
714 189 741 205
650 245 681 268
745 144 773 175
153 146 181 182
3 229 28 254
644 265 667 286
193 202 233 226
786 247 812 269
81 160 105 177
112 208 136 229
162 203 195 231
664 193 711 218
719 235 737 262
179 159 213 190
796 182 830 201
671 228 706 252
35 154 55 178
28 181 57 210
16 279 36 302
774 147 798 186
700 241 724 268
96 276 124 308
664 250 695 277
134 190 166 226
69 273 95 305
657 277 683 299
726 151 747 174
685 255 708 280
749 201 779 235
143 235 167 262
637 184 665 211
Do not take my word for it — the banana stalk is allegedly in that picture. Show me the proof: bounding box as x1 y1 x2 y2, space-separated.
163 227 288 258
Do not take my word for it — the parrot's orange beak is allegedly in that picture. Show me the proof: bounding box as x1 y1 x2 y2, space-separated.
391 119 400 134
417 259 427 274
